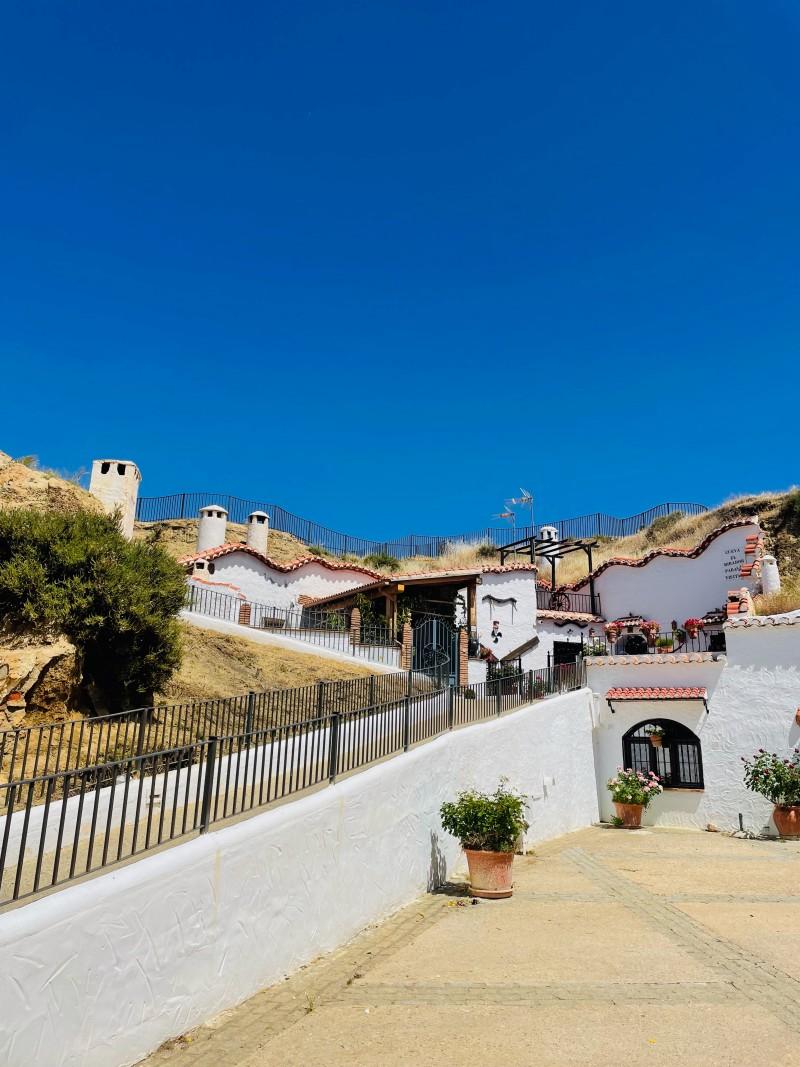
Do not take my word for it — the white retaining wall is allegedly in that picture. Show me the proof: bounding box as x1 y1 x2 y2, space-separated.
0 688 597 1067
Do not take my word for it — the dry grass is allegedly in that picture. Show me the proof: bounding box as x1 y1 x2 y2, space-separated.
157 622 379 704
753 575 800 617
133 520 310 564
394 540 500 575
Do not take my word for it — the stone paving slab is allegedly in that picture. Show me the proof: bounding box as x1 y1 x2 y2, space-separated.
142 826 799 1067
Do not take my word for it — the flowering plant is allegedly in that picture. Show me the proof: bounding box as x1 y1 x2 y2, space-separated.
607 768 663 808
644 725 665 738
683 617 705 634
640 620 660 636
742 749 800 805
604 622 621 640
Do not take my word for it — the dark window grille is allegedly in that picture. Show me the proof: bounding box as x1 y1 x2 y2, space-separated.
622 719 704 789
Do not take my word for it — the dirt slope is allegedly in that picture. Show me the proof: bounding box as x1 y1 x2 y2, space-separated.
0 451 100 514
157 622 379 704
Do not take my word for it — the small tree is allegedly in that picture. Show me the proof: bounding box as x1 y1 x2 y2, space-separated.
0 509 186 709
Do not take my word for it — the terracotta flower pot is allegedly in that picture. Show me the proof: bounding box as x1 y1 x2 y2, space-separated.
649 735 663 748
613 802 644 829
772 805 800 839
464 848 515 898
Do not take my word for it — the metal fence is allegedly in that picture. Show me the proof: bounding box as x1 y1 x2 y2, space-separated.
185 585 398 663
536 586 600 616
582 629 726 657
136 495 708 558
0 671 435 786
0 662 585 907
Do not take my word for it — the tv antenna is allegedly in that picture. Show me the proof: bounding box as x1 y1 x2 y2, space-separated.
505 488 535 533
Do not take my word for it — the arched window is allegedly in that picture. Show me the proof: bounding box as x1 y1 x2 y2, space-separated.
622 719 704 789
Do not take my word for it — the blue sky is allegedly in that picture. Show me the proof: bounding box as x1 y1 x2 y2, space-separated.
2 2 798 538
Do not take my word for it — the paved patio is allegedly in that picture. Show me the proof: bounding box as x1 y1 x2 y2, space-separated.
143 826 800 1067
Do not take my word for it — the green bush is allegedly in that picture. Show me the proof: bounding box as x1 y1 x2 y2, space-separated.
644 511 684 544
363 551 400 572
476 543 498 559
742 748 800 805
0 509 186 709
440 781 529 852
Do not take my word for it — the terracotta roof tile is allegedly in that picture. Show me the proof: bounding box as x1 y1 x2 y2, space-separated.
537 609 604 623
606 687 708 700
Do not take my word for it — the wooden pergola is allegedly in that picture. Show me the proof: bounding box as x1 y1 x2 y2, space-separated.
498 534 601 616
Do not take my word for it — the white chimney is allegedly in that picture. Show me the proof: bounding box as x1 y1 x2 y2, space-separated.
89 459 142 540
538 525 560 577
196 504 228 552
246 510 270 556
761 555 781 596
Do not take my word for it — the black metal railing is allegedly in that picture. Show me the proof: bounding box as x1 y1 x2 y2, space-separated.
0 662 585 908
536 586 601 616
582 629 726 657
135 494 708 559
0 671 436 786
185 586 399 664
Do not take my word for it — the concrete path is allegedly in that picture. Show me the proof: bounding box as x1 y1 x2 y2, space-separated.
142 826 800 1067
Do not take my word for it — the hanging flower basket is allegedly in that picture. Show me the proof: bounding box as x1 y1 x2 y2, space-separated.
645 725 666 748
684 618 705 640
604 622 621 642
640 620 660 646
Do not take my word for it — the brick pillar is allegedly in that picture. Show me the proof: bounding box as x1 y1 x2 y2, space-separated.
237 602 252 626
458 627 468 686
401 621 412 670
350 607 361 646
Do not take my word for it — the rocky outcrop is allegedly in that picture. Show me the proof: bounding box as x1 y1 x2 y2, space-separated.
0 637 82 727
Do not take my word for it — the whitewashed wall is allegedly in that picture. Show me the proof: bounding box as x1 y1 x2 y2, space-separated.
574 522 760 624
199 553 375 607
592 622 800 833
475 571 538 660
523 617 589 671
0 689 596 1067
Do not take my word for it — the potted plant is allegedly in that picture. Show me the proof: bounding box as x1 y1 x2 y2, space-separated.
606 768 663 828
644 724 666 748
640 620 660 646
683 617 705 640
440 781 529 898
604 621 621 643
742 748 800 839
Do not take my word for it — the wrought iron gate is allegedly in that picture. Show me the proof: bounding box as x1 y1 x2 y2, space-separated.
412 615 458 685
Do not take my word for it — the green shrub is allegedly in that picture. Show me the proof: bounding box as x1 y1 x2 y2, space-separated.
644 511 684 544
0 509 186 709
742 748 800 804
476 543 498 559
306 543 329 557
363 551 400 572
440 781 529 852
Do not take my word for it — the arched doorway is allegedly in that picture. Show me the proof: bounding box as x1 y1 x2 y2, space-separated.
622 719 704 789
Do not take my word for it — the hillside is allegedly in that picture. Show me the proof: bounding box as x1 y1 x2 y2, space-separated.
551 490 800 587
138 490 800 614
0 451 101 514
158 622 379 703
134 518 311 563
